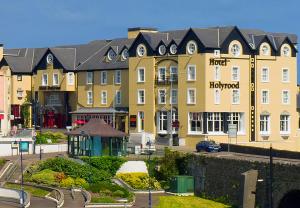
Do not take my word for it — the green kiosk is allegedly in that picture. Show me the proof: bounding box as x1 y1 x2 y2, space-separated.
67 119 128 157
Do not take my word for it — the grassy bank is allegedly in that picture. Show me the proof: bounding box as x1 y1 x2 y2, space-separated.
4 183 49 197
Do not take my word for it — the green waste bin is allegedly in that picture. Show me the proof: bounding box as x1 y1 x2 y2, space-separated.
168 175 194 194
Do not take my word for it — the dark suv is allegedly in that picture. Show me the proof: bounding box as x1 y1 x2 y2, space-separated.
196 140 221 152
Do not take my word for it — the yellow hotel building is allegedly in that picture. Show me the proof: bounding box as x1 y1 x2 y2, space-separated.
0 26 299 150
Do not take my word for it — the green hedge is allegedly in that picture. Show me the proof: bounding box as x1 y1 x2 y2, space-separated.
39 157 110 184
36 131 67 144
81 156 126 176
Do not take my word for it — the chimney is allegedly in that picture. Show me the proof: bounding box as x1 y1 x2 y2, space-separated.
128 27 158 39
0 44 3 60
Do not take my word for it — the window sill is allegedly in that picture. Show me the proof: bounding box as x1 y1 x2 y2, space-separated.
280 132 290 136
187 132 203 136
260 132 271 136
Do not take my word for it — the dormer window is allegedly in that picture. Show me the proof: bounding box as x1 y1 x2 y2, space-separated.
137 44 146 57
282 45 291 57
46 53 53 64
170 44 177 55
187 41 197 54
107 49 116 61
121 49 129 60
261 43 270 56
230 43 241 57
158 45 166 55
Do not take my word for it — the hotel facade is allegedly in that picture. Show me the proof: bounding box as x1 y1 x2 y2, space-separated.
0 26 298 149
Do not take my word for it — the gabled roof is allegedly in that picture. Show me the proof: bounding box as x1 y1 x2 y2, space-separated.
67 118 127 137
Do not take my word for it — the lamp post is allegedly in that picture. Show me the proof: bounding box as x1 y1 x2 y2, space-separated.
81 130 92 183
19 139 25 208
146 137 153 208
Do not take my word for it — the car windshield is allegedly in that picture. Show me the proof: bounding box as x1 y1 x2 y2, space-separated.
208 141 216 145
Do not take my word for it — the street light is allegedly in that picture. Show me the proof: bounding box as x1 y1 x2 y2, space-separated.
19 139 25 208
146 137 154 208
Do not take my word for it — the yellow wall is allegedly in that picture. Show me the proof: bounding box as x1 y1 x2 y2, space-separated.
11 75 32 105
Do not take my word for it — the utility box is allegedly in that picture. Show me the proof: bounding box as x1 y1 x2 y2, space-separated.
168 175 194 195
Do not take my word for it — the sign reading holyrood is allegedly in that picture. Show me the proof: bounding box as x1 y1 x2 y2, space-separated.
209 81 239 90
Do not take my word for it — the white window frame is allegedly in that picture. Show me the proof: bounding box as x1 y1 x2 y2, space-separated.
137 111 144 132
87 91 93 105
100 71 107 85
214 66 221 81
187 65 196 81
158 89 166 104
207 112 224 133
231 66 240 81
115 90 121 105
101 90 107 105
261 67 269 82
261 90 269 104
53 73 59 86
137 68 145 83
158 67 166 81
187 88 196 104
280 114 290 134
260 114 270 135
170 66 178 81
188 112 203 134
86 72 93 84
115 70 121 84
228 112 245 133
67 72 74 85
282 90 290 104
157 111 168 134
214 89 220 104
232 89 240 104
170 89 178 104
137 89 145 104
282 68 289 83
42 73 48 86
187 41 197 54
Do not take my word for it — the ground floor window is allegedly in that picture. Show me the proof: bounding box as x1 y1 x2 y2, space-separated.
228 112 244 133
171 110 179 132
157 111 168 134
207 112 223 133
138 111 144 132
280 115 290 134
260 114 270 134
188 112 203 134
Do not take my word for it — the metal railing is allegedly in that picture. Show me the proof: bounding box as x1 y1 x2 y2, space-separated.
155 75 178 85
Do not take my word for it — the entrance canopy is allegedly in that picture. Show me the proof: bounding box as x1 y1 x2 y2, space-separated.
67 118 127 137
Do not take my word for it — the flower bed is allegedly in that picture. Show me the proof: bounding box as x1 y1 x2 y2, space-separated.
117 172 161 190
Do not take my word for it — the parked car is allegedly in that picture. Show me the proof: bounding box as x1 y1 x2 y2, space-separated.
196 140 221 152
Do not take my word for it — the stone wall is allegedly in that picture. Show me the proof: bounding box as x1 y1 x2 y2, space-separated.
185 154 300 208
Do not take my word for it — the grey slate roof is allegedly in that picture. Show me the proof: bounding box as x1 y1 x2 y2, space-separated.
1 26 297 74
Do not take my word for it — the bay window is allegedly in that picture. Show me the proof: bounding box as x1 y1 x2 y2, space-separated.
189 112 203 134
260 114 270 135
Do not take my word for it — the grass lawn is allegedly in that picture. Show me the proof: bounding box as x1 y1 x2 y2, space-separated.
4 183 49 198
155 196 231 208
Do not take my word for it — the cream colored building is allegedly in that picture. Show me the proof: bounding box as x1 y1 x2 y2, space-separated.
0 26 299 151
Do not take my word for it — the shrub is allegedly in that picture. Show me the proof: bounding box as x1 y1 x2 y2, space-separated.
113 190 125 198
117 172 161 190
91 196 116 203
35 131 67 144
30 169 57 185
74 178 89 189
60 177 75 188
0 159 6 167
54 172 66 182
39 157 110 184
81 156 126 176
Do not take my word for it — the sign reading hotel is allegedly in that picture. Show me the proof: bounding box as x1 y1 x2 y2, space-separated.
209 81 239 90
209 58 230 66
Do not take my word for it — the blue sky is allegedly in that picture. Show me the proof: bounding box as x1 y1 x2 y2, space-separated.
0 0 299 81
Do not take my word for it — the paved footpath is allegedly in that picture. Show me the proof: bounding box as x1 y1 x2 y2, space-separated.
133 193 168 208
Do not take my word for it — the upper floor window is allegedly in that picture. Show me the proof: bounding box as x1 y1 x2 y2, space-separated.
100 71 107 85
187 88 196 104
158 89 166 104
261 68 269 82
261 90 269 104
282 90 290 104
115 70 121 84
101 90 107 105
87 91 93 105
116 90 121 105
214 66 221 81
261 43 270 56
214 89 220 104
46 53 53 64
86 72 93 84
232 66 240 81
232 89 240 104
158 45 166 55
230 43 241 57
137 44 146 57
137 89 145 104
67 72 74 85
170 66 178 81
53 73 59 86
282 68 289 82
17 88 23 98
138 68 145 82
107 49 116 61
42 74 48 86
187 65 196 81
171 89 178 104
170 44 177 55
158 67 166 81
17 75 22 81
121 49 129 60
187 41 197 54
281 44 291 57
